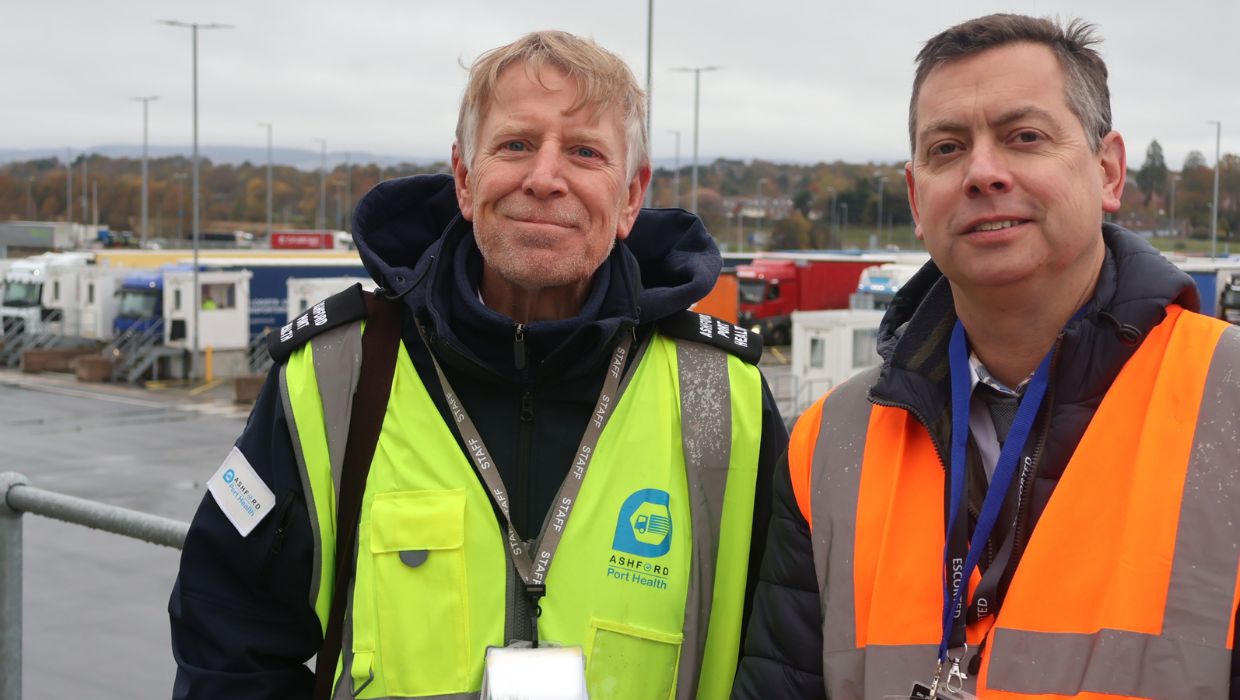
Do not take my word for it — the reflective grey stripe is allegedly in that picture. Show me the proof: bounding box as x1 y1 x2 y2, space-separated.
823 644 942 700
1165 324 1240 645
280 363 324 612
310 323 365 495
280 321 365 616
332 561 358 700
988 324 1240 698
812 367 879 668
673 339 733 700
988 628 1231 698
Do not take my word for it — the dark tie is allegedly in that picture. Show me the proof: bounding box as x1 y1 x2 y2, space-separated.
979 384 1020 445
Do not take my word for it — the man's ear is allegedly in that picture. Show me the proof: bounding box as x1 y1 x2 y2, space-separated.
905 161 925 240
451 143 474 221
1098 131 1126 214
615 164 652 241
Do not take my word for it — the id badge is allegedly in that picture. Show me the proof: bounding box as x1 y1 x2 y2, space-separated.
480 644 588 700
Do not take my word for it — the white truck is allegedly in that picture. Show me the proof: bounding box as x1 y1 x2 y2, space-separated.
0 252 95 338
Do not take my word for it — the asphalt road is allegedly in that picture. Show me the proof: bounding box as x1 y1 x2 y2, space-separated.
0 348 796 699
0 370 247 700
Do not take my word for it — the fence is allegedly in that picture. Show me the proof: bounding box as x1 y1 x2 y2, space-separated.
0 472 189 700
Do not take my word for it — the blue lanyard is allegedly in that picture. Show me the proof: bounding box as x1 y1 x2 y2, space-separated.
937 320 1053 664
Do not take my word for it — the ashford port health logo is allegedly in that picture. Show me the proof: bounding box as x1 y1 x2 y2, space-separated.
612 489 672 557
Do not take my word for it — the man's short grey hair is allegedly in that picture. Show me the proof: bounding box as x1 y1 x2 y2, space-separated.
909 14 1111 155
455 30 649 181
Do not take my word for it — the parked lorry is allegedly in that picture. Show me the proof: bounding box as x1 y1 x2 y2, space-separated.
1220 274 1240 324
190 257 368 337
1 252 95 338
269 229 351 251
112 270 169 337
851 261 928 310
736 256 881 345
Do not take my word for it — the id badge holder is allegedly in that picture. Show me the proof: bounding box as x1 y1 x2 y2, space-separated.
885 654 978 700
480 644 589 700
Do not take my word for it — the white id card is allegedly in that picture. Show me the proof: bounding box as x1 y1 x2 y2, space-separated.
480 645 588 700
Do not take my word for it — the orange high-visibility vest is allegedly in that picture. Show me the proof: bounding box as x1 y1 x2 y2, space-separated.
789 306 1240 699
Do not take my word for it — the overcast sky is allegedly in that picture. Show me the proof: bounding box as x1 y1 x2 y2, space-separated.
5 0 1238 171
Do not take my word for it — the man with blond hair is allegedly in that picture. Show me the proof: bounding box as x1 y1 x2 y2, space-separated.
735 13 1240 699
171 30 785 699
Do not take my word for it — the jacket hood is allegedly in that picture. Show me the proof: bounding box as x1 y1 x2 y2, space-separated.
871 223 1199 425
351 174 721 381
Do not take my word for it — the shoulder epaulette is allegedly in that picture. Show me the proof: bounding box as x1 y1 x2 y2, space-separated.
267 283 370 364
657 310 764 364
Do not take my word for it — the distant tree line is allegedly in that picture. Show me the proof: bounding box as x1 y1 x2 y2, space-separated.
1130 139 1239 239
0 143 1234 249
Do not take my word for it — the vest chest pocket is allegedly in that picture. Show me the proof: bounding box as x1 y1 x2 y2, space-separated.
369 489 470 696
585 618 683 699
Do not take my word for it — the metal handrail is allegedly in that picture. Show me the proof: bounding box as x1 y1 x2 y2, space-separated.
0 472 189 700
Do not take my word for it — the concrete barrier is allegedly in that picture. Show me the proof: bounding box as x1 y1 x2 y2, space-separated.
21 348 97 374
234 373 265 403
75 356 114 383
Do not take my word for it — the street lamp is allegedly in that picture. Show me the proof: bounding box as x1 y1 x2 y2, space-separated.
313 138 327 230
840 202 849 236
643 0 654 208
671 65 721 215
258 122 273 239
172 173 188 239
666 129 681 208
160 19 233 381
132 95 159 248
64 148 72 223
827 186 837 231
1208 120 1221 259
1168 172 1181 237
874 173 887 247
26 176 35 220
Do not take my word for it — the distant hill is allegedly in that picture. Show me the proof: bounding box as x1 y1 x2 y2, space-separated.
0 146 440 171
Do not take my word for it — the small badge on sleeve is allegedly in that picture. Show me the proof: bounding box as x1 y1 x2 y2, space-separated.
207 446 276 537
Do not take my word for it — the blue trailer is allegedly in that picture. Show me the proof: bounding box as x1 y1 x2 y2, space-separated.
194 257 368 336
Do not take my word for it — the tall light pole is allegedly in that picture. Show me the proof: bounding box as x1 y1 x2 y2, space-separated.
132 96 159 247
258 122 273 239
344 151 352 233
161 19 233 381
26 176 35 220
65 149 72 223
671 65 720 215
667 129 681 208
313 138 327 230
1209 120 1221 259
172 173 187 239
80 156 88 224
1169 172 1181 237
827 186 837 231
643 0 654 208
874 173 887 247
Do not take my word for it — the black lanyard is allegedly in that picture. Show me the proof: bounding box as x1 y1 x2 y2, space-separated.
415 319 636 637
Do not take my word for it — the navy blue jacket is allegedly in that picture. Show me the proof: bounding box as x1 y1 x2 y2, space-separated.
169 175 787 698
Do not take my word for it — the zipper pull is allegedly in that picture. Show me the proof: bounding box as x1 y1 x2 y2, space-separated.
520 392 534 423
513 323 527 370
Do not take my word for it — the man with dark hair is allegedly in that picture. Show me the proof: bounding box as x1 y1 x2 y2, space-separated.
170 30 786 699
734 14 1240 699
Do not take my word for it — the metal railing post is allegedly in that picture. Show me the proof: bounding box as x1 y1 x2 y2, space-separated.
1 472 29 700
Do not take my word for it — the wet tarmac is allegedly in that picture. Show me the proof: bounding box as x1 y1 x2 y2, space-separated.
0 347 797 699
0 370 247 700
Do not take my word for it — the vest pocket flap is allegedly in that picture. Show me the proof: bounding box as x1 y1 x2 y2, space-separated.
370 489 466 553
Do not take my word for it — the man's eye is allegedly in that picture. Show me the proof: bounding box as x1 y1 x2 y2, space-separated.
930 143 959 157
503 142 527 152
1014 131 1041 144
575 147 598 158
